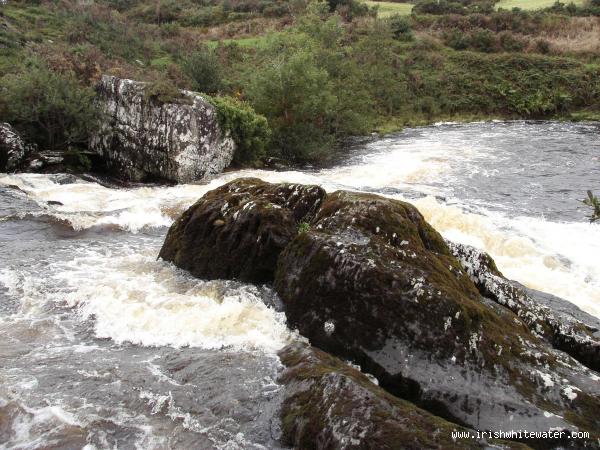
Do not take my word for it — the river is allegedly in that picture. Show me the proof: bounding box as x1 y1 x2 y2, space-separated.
1 120 599 449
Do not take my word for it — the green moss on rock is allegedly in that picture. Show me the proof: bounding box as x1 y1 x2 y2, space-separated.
278 342 532 450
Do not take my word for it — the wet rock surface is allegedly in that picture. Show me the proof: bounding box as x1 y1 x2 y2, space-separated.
449 241 600 373
90 75 235 183
164 179 600 448
273 189 600 444
278 342 530 450
159 178 326 283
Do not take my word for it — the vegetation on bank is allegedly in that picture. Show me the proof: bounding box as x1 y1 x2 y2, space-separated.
362 1 413 17
0 0 599 166
582 190 600 222
496 0 583 10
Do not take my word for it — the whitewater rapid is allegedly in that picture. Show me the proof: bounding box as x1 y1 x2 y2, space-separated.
2 122 599 321
1 120 599 449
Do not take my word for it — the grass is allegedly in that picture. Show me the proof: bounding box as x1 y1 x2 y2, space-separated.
362 1 413 17
206 36 268 49
496 0 584 10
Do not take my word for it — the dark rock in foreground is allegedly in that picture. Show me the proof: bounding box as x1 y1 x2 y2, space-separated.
278 342 530 450
161 178 600 448
273 188 600 444
159 178 326 283
90 75 235 183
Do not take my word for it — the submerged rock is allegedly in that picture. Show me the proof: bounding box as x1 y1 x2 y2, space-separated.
90 75 235 183
278 342 530 450
164 179 600 447
0 123 30 172
159 178 326 283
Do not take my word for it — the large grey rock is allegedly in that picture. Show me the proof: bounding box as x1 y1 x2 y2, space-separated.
90 75 235 183
0 123 29 172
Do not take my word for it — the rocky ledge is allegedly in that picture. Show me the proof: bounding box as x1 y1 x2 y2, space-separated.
90 75 235 183
278 342 529 449
160 178 600 449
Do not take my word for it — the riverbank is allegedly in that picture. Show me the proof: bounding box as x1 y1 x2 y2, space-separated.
2 1 600 167
373 110 600 135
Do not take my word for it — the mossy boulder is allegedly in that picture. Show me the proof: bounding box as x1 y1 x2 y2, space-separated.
278 342 531 450
158 178 326 283
274 190 600 445
162 180 600 447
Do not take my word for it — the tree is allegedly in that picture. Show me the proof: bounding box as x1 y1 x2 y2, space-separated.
244 13 376 163
182 48 223 95
0 60 98 150
246 33 338 162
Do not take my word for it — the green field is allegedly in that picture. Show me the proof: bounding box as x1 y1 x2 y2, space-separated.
363 1 413 17
207 36 268 49
496 0 584 9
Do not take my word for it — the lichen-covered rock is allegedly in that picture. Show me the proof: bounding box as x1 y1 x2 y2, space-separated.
278 342 530 450
158 178 326 283
449 241 600 372
0 123 29 172
90 75 235 183
274 190 600 444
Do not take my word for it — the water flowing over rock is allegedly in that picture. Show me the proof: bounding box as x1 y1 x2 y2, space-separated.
90 75 235 183
0 123 29 172
449 241 600 372
162 179 600 448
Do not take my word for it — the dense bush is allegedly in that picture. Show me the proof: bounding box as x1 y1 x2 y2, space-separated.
209 95 271 165
246 34 338 162
470 28 496 52
389 14 413 41
0 61 99 150
182 48 223 94
326 0 370 20
122 0 295 26
413 0 495 15
143 77 189 104
412 10 569 35
543 0 600 16
498 31 526 52
444 28 527 53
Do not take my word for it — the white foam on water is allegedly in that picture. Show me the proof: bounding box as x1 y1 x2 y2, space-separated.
0 173 213 232
51 245 293 352
0 267 57 317
1 402 85 450
413 196 600 318
2 124 599 324
0 394 171 450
